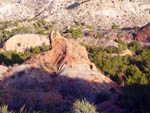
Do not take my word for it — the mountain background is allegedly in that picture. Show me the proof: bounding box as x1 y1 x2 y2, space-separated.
1 0 150 29
0 0 150 113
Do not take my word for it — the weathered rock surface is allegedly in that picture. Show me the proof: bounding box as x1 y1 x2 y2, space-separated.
135 23 150 42
112 49 133 56
3 34 49 53
1 0 150 29
0 31 124 112
0 1 35 21
74 37 118 47
0 65 8 75
27 31 97 71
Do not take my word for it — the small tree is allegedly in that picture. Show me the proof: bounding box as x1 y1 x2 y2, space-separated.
129 41 142 54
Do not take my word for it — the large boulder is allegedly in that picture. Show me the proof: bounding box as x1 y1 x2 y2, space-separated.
3 34 50 53
135 23 150 42
0 31 124 112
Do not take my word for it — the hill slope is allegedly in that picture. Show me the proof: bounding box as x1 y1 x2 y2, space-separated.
1 0 150 29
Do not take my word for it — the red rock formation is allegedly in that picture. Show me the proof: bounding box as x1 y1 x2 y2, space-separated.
135 23 150 42
26 30 96 72
0 31 124 113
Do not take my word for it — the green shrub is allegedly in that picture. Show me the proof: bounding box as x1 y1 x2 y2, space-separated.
37 20 46 27
116 39 127 50
72 29 82 38
72 99 97 113
27 18 35 22
86 25 95 29
44 25 53 31
13 21 19 27
83 44 150 112
112 24 119 29
40 45 50 52
129 41 142 54
74 21 81 26
31 46 41 54
35 28 45 34
0 45 50 66
96 32 103 39
66 27 74 33
65 34 72 39
16 26 31 33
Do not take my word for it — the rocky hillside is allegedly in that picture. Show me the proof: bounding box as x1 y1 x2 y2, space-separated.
1 0 150 29
0 31 124 113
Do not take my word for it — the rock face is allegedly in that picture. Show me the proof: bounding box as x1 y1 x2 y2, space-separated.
0 31 124 113
1 0 150 29
0 65 8 75
135 23 150 42
112 49 133 56
74 37 118 47
0 1 35 21
27 31 97 71
3 34 49 53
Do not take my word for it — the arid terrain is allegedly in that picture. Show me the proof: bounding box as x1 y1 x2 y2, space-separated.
1 0 150 29
0 0 150 113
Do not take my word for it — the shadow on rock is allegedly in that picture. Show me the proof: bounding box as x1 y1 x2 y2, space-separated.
0 65 123 113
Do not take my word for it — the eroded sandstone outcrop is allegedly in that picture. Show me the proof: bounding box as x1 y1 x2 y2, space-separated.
0 65 8 75
0 31 124 113
3 34 49 53
135 23 150 42
27 31 97 71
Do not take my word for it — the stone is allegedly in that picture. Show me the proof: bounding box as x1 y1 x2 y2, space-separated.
1 0 150 29
26 31 121 94
0 31 123 112
112 49 133 56
135 23 150 42
0 2 35 21
0 65 8 75
27 30 97 71
3 34 50 53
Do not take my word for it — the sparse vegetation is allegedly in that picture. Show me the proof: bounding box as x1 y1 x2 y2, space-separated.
0 18 150 113
0 105 40 113
95 32 103 39
84 41 150 112
74 21 81 26
65 33 72 39
66 28 83 39
112 24 119 29
0 45 50 66
0 19 53 43
72 99 97 113
72 29 83 38
86 25 95 29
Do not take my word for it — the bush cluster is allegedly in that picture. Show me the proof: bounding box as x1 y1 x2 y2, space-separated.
0 45 50 66
84 41 150 112
0 19 54 44
66 28 83 39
